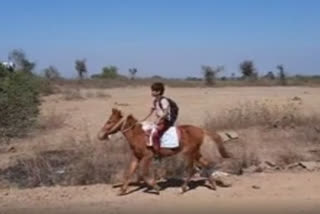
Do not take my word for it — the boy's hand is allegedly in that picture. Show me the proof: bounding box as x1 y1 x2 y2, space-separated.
156 118 165 125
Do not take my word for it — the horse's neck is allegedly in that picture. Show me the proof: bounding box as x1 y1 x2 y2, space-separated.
122 117 145 148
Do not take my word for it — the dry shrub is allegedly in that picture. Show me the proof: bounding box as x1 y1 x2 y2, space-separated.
211 127 319 174
212 129 262 174
62 88 84 100
205 100 320 173
95 90 111 98
206 99 320 130
65 134 130 186
37 110 67 130
0 133 130 188
85 91 94 98
158 156 186 178
84 90 111 99
275 148 304 166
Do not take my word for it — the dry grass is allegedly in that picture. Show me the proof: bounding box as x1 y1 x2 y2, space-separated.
0 133 130 188
1 125 319 188
62 88 84 101
1 98 320 188
207 126 320 173
85 90 111 99
49 77 320 91
37 110 67 131
204 100 320 172
206 99 320 130
95 90 111 98
62 89 111 100
0 132 195 188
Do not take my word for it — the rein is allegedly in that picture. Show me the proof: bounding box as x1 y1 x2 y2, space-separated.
108 115 141 134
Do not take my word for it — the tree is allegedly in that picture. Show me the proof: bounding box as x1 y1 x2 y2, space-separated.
43 66 60 80
128 68 138 80
239 60 257 80
201 65 224 86
8 49 35 73
277 64 287 85
265 71 275 80
75 59 87 80
231 73 236 80
102 66 118 79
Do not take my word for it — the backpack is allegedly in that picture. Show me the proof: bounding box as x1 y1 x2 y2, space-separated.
157 96 179 123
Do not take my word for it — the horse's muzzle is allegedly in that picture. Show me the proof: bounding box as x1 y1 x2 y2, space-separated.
97 129 109 140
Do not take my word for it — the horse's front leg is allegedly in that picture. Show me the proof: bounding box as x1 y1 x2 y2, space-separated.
181 155 195 194
141 154 160 194
119 156 139 195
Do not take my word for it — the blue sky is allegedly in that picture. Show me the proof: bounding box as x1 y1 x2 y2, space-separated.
0 0 319 78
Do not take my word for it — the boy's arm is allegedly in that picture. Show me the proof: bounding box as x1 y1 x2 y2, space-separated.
141 107 155 121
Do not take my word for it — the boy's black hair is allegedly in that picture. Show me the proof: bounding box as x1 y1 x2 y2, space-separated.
151 82 165 95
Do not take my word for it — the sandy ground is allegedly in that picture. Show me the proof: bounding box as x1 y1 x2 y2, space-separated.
1 86 320 214
1 172 320 214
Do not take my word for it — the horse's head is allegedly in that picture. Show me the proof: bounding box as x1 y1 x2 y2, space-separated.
97 108 124 140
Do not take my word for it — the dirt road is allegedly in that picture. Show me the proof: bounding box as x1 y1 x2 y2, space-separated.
1 171 320 214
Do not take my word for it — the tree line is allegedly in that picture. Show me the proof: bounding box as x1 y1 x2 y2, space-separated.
0 49 295 86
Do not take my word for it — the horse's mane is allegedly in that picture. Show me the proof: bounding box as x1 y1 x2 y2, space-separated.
125 114 144 132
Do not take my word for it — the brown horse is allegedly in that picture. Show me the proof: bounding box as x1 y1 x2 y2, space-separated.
97 108 230 195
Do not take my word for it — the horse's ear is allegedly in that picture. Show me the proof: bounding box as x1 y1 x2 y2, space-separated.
127 114 135 123
112 108 121 114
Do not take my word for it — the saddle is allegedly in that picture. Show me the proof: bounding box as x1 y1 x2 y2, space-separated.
141 121 181 148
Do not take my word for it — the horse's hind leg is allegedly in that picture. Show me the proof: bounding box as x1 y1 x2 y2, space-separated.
196 156 216 190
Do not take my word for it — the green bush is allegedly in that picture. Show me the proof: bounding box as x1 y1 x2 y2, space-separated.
101 66 118 79
0 65 41 140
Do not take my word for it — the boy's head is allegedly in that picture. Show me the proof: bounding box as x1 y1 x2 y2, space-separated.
151 82 165 97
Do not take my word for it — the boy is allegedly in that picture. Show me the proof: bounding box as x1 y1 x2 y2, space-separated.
144 82 179 154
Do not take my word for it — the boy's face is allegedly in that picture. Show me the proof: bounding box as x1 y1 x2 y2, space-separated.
151 90 161 97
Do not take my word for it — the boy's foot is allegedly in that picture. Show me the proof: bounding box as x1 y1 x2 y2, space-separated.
154 153 161 161
153 148 161 160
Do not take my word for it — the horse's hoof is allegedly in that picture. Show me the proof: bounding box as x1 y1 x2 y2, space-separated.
152 185 161 195
206 179 217 190
112 183 123 188
209 183 217 191
154 184 161 191
180 185 188 194
216 179 232 188
118 189 127 196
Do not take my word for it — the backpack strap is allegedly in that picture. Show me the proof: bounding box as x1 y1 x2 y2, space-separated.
158 96 166 110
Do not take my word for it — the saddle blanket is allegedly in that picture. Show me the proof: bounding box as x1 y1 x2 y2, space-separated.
141 121 179 148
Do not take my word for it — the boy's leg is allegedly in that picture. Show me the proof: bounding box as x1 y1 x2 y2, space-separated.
152 120 169 154
152 124 164 153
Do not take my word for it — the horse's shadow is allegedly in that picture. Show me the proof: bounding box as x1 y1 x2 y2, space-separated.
113 177 218 195
158 177 213 192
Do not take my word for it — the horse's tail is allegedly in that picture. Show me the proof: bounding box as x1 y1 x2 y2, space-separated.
204 130 231 159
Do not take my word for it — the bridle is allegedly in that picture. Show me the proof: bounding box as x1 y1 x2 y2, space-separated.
106 115 140 134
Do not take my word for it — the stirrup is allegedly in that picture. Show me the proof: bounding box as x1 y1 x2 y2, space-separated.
154 155 162 162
